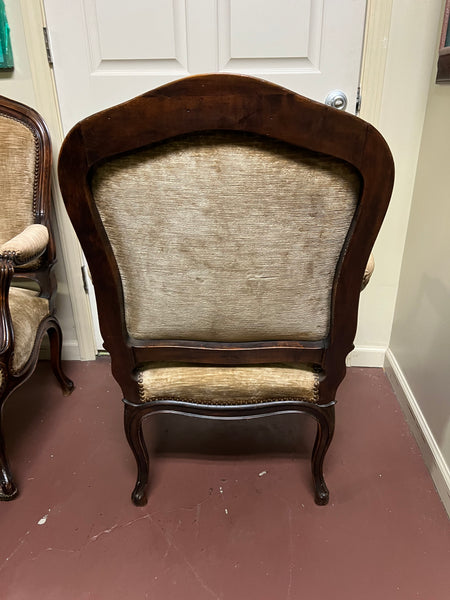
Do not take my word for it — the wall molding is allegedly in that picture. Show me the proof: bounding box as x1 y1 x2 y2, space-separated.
20 0 97 360
40 338 87 361
384 348 450 517
359 0 393 127
347 345 386 367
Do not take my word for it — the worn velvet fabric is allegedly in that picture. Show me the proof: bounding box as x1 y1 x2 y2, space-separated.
137 362 319 405
7 288 49 372
0 114 36 244
0 225 48 266
92 132 360 342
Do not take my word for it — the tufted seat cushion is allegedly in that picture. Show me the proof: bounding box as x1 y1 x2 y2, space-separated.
7 287 49 372
137 362 319 405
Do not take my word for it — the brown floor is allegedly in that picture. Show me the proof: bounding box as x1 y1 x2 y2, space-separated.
1 359 449 599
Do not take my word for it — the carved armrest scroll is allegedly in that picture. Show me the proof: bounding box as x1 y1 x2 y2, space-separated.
0 224 49 267
0 257 14 356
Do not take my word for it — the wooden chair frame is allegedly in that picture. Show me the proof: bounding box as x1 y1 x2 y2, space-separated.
0 96 74 500
58 74 394 506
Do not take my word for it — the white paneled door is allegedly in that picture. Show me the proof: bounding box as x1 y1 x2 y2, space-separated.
44 0 367 348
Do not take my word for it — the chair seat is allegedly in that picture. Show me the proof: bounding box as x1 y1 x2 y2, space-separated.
9 287 49 372
137 362 319 405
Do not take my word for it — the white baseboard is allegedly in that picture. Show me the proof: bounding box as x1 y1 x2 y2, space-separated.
39 338 83 361
384 349 450 517
61 340 83 361
347 345 386 367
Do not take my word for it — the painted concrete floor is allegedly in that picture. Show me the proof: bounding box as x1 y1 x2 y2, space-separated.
1 359 449 599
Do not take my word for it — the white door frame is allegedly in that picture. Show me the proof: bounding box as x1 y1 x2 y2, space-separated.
21 0 392 360
20 0 97 360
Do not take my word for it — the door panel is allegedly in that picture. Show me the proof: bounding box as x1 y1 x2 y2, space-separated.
225 0 312 58
45 0 366 129
217 0 322 75
85 0 188 70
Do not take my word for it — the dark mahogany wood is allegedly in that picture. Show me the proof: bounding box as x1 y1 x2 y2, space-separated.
0 96 74 501
58 74 394 506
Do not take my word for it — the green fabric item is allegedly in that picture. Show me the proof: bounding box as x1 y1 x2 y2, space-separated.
0 0 14 71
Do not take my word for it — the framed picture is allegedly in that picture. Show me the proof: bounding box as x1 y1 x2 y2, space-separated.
437 0 450 82
0 0 14 71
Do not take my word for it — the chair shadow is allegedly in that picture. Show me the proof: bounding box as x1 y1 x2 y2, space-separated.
149 411 316 459
140 412 318 497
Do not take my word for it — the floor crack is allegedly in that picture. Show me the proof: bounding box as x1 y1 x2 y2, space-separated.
0 531 31 573
146 513 222 599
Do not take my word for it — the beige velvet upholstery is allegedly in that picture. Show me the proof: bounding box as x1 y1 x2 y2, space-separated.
0 114 36 244
8 288 49 372
93 132 360 342
0 224 49 266
137 362 319 405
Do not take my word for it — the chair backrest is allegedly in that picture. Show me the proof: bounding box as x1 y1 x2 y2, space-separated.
59 75 394 402
0 95 53 263
92 131 360 343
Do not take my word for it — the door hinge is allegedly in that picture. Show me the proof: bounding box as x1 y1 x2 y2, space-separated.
356 86 361 116
81 265 89 294
43 27 53 67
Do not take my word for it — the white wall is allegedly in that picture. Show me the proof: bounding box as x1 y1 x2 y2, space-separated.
0 0 79 355
387 28 450 514
351 0 444 366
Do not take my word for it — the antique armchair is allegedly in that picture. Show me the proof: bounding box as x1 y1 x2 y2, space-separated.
58 75 393 506
0 96 74 500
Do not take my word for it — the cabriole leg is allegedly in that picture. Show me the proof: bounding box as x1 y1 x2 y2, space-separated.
124 403 149 506
0 404 18 500
311 404 335 505
48 321 75 396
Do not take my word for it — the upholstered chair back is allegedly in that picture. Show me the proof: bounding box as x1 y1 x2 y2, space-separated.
91 131 360 343
0 113 37 244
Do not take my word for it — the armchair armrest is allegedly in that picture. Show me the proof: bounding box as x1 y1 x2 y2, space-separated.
361 253 375 291
0 224 49 267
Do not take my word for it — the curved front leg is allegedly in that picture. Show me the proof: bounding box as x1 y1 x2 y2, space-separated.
0 259 18 501
124 402 149 506
47 319 75 396
311 404 335 505
0 402 18 500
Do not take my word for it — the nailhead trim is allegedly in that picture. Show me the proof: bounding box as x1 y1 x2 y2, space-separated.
0 111 40 221
137 366 320 405
139 395 319 406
